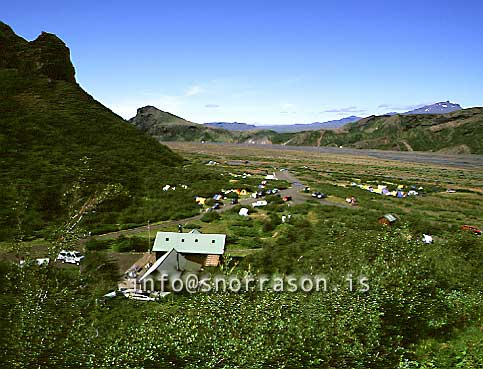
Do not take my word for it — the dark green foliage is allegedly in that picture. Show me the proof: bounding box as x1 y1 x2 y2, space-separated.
0 261 98 367
111 235 150 252
85 238 111 251
1 193 482 368
82 251 120 285
201 211 221 223
86 235 150 252
262 212 282 232
183 223 202 229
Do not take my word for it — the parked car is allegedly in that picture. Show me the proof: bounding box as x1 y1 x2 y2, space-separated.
252 200 268 207
312 191 327 199
230 198 238 205
56 250 69 262
118 287 136 296
103 290 126 299
58 251 84 265
283 196 292 202
212 202 222 210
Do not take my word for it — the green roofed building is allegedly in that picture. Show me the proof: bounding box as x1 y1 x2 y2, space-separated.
152 231 226 266
378 214 398 226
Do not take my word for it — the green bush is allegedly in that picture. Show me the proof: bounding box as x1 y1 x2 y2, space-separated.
111 235 150 252
183 223 201 229
200 211 221 223
84 238 110 251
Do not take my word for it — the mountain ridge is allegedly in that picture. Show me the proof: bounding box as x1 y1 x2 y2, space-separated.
203 116 362 132
286 107 483 153
129 103 483 153
403 101 462 115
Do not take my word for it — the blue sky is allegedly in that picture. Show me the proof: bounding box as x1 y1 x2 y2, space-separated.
3 0 483 124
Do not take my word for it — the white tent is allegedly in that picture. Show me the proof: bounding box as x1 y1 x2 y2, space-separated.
239 207 249 216
422 234 433 244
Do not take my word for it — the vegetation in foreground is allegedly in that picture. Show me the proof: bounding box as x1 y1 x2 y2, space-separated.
2 144 482 368
2 204 482 368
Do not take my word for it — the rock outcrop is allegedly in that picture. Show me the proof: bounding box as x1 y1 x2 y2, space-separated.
0 21 75 82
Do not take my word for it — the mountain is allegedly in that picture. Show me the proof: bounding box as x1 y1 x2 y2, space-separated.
286 108 483 153
129 106 235 142
203 116 361 132
259 116 362 132
0 21 185 240
202 103 463 133
404 101 462 115
129 105 193 130
204 122 258 131
131 102 482 153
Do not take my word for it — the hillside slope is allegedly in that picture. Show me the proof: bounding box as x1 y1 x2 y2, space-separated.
0 22 187 240
290 108 483 153
130 105 235 142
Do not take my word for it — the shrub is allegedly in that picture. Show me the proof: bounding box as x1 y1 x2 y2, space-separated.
84 238 110 251
183 223 201 229
201 211 221 223
111 235 149 252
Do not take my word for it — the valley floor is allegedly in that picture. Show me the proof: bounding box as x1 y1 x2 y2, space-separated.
166 142 483 169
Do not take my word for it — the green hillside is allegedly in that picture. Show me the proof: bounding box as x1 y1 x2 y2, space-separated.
129 105 236 142
0 22 223 241
286 108 483 153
